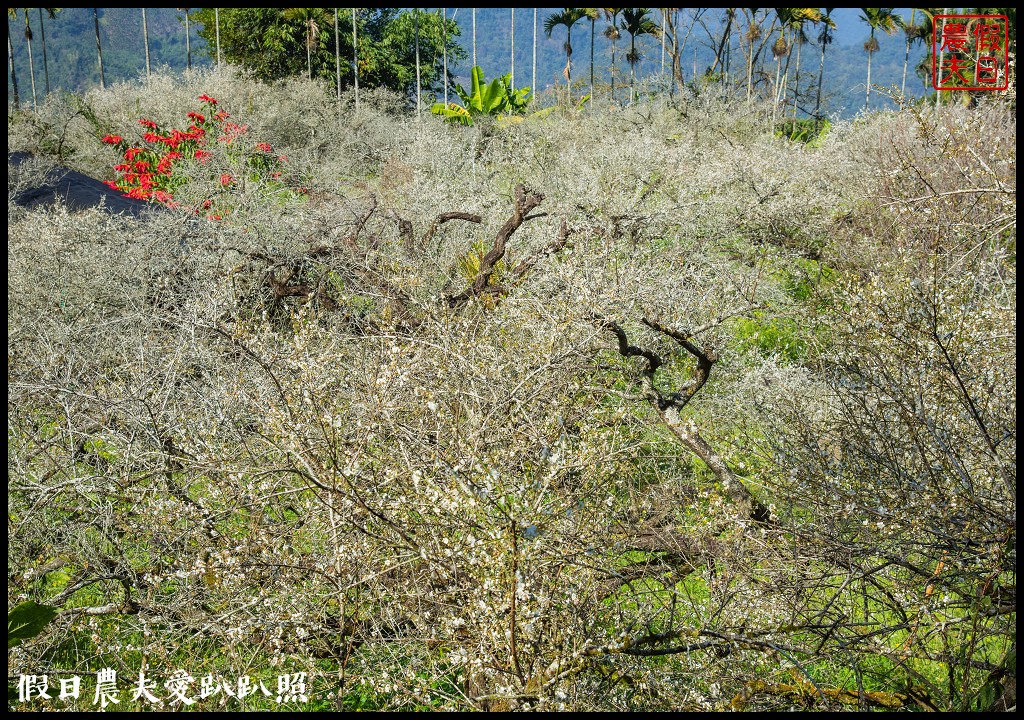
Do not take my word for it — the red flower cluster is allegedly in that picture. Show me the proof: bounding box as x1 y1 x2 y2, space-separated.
217 121 250 145
102 94 294 219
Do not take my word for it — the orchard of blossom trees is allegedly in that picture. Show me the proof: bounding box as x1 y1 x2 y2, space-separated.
7 66 1015 711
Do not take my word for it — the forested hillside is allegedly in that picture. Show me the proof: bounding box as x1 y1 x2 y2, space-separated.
6 8 203 95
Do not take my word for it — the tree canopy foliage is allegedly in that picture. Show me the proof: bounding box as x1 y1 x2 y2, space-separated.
189 8 465 98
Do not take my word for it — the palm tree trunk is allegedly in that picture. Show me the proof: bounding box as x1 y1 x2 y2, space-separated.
671 9 682 97
660 8 666 77
781 33 794 118
93 8 105 90
865 28 874 109
814 27 827 119
306 28 312 80
772 31 783 124
215 8 221 66
185 11 191 71
773 54 781 122
415 8 421 119
724 12 731 80
334 9 341 113
142 9 151 78
441 8 449 105
353 8 360 110
510 8 515 92
590 15 596 101
471 8 476 69
793 34 802 118
865 50 871 108
566 27 573 99
24 15 38 111
630 35 637 102
8 19 20 110
610 23 617 104
532 9 537 98
38 8 50 95
900 10 915 106
900 38 910 104
747 38 753 102
781 36 795 118
745 13 755 104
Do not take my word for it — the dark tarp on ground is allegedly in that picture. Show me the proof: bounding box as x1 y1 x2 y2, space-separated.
9 151 158 218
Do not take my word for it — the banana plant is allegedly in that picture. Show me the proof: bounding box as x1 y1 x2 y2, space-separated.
498 93 591 126
431 65 532 126
8 600 59 648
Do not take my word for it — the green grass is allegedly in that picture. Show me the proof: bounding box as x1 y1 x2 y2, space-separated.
733 313 808 363
775 118 832 148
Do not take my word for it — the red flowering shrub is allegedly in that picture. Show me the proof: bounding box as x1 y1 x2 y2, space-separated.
101 94 299 219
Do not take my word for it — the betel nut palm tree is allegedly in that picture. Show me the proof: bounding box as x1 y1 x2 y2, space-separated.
770 8 824 121
813 7 837 125
93 8 105 90
619 8 660 103
860 7 902 109
283 7 332 81
545 8 590 101
603 8 623 104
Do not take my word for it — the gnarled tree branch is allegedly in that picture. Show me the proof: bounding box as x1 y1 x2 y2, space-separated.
447 184 545 308
594 313 769 523
422 211 483 247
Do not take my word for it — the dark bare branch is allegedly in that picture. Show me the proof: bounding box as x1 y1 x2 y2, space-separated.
590 315 664 375
473 184 544 294
510 219 573 281
594 314 770 524
447 184 545 308
422 211 483 247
